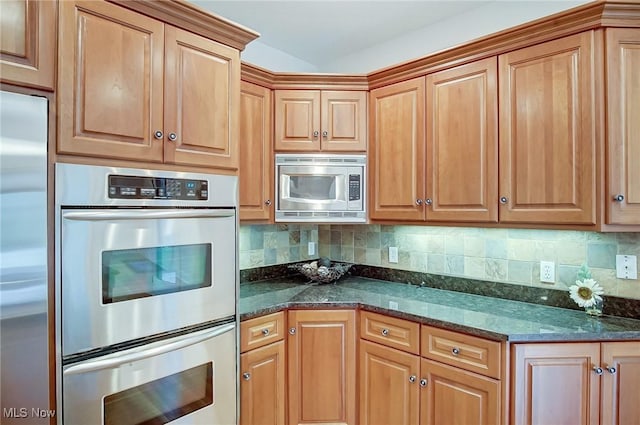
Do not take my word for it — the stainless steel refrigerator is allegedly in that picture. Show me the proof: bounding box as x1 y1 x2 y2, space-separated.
0 91 50 424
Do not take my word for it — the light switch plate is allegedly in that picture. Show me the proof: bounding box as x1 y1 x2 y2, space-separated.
389 247 398 263
616 255 638 279
308 242 316 256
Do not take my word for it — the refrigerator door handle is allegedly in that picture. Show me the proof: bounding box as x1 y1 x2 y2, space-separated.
63 323 235 375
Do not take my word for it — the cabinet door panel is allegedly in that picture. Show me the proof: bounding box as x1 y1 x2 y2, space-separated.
321 91 367 151
240 341 286 425
164 26 239 169
426 57 498 223
421 359 500 425
499 32 595 224
58 0 164 161
360 340 419 425
369 77 426 221
240 81 273 221
606 28 640 225
601 342 640 425
512 343 600 425
275 90 321 151
0 0 56 90
288 310 356 425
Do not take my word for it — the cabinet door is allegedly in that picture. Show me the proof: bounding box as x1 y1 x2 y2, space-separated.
320 91 367 152
240 81 273 221
274 90 321 151
164 26 240 170
57 0 164 162
499 32 596 224
606 28 640 225
288 310 356 425
511 343 600 425
420 358 500 425
240 341 286 425
0 0 56 90
360 340 420 425
426 57 498 223
369 77 426 221
601 341 640 425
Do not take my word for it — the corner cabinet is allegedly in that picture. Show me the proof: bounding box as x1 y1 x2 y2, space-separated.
498 31 596 225
57 0 240 171
240 81 273 221
288 309 356 425
0 0 56 90
274 90 367 152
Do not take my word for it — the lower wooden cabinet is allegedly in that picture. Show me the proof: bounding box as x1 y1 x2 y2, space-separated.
288 309 356 425
511 341 640 425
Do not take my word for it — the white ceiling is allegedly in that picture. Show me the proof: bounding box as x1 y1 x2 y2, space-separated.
190 0 591 72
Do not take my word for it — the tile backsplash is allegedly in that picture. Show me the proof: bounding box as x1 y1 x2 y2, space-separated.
239 224 640 300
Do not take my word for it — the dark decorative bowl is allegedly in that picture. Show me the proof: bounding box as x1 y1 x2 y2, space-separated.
288 261 353 284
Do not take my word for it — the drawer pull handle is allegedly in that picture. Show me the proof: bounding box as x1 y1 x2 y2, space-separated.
419 378 427 387
593 366 604 375
243 372 251 381
289 328 296 335
409 375 416 383
381 329 389 337
452 347 460 355
262 328 270 336
607 366 617 374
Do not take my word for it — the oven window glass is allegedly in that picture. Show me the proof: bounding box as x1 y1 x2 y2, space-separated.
102 244 212 304
104 363 213 425
289 175 336 200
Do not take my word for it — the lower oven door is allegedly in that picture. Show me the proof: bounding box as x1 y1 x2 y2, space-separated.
61 208 236 355
62 322 236 425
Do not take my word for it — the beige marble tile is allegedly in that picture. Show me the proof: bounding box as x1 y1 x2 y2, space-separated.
464 236 485 257
485 258 507 281
464 257 485 280
507 239 536 261
555 241 587 266
410 252 428 272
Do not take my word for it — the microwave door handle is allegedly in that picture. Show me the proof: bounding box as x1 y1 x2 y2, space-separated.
63 323 235 376
62 209 235 221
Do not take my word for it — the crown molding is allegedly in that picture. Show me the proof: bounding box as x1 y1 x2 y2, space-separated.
241 62 369 90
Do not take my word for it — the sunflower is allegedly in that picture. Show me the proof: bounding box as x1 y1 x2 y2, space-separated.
569 278 604 308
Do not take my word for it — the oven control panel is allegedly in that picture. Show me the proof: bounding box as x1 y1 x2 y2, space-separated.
108 175 208 200
348 174 361 201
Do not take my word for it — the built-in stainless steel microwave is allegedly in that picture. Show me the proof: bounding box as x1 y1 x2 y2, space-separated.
275 154 366 222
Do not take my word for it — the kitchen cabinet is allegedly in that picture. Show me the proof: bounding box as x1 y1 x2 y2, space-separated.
511 341 640 425
240 81 273 221
274 90 367 152
498 31 596 225
57 0 240 171
240 312 286 425
288 309 356 425
606 28 640 225
0 0 56 90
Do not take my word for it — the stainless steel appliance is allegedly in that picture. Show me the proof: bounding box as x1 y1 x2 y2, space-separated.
275 153 366 222
55 163 238 425
0 91 50 425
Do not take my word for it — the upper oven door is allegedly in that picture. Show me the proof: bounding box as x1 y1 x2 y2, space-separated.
278 165 357 211
60 208 236 356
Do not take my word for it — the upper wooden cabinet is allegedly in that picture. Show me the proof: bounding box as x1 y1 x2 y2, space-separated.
57 0 240 171
240 81 273 221
0 0 56 90
498 31 596 225
606 28 640 225
274 90 367 152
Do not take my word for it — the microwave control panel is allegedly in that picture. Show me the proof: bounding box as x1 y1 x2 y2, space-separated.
108 175 208 200
348 174 361 201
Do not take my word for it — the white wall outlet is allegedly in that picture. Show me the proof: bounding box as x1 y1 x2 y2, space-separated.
389 246 399 263
308 241 316 256
540 261 555 283
389 300 399 310
616 255 638 279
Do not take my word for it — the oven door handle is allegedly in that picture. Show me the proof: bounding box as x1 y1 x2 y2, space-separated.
63 322 235 375
62 209 235 221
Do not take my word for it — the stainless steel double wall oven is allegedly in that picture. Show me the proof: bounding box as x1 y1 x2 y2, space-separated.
55 163 238 425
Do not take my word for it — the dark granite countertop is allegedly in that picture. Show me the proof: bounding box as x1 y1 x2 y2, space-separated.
239 276 640 342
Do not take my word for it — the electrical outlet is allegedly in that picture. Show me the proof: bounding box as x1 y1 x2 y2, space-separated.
307 242 316 256
389 247 399 263
540 261 555 283
389 301 399 310
616 255 638 279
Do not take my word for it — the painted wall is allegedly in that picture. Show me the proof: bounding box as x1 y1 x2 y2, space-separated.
239 224 640 301
241 40 319 73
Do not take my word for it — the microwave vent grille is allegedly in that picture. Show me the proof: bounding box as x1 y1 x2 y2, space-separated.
277 155 365 165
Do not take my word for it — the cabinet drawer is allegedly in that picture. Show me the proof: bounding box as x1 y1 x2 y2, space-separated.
241 312 286 353
361 311 420 355
421 325 501 379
